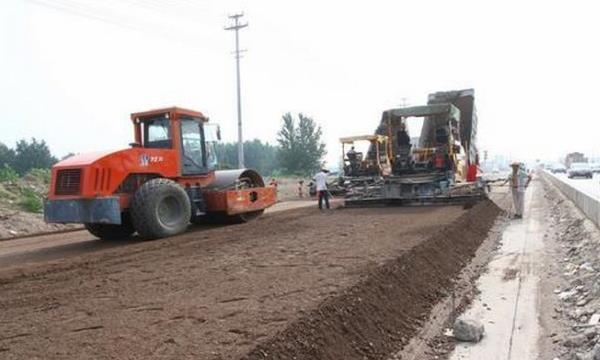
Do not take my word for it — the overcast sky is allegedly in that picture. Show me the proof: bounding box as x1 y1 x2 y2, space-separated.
1 0 599 165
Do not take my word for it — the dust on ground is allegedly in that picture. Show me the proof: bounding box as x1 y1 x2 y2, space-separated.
0 201 499 360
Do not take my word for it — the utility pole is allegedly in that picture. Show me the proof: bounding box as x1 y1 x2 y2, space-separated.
399 97 409 108
225 13 248 168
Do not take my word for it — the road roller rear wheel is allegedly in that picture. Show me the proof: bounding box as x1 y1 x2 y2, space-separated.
130 178 191 239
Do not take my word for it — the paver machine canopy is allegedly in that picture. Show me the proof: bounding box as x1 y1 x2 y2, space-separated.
44 107 277 240
342 89 484 205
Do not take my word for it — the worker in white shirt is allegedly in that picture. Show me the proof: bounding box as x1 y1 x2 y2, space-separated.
313 169 330 210
502 162 532 219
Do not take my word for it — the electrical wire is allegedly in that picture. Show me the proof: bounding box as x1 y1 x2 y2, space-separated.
24 0 209 47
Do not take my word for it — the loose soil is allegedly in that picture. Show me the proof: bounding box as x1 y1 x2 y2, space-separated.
0 201 499 359
0 207 78 239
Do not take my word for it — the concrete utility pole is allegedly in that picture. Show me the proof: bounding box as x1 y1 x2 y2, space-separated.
225 13 248 168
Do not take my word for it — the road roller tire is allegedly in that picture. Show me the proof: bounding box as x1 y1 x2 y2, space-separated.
85 214 135 240
130 178 191 239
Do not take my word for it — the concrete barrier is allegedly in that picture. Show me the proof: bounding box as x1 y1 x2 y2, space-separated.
541 170 600 228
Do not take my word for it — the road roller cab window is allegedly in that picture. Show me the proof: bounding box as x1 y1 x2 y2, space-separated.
180 116 208 175
143 115 172 149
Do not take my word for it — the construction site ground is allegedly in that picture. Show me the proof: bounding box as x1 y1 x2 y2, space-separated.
0 195 501 359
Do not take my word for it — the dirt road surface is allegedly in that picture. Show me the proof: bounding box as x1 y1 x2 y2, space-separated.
0 201 499 359
0 200 316 268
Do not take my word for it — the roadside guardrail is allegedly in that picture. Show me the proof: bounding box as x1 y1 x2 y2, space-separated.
541 170 600 228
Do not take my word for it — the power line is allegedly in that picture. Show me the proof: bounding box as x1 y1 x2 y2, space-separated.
24 0 205 47
225 13 248 169
115 0 209 21
26 0 144 32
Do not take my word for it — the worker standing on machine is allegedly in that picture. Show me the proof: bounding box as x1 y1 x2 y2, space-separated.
503 162 531 219
346 146 359 176
347 146 357 160
313 169 330 210
397 123 411 147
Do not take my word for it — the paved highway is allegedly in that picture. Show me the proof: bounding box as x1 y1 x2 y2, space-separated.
552 172 600 199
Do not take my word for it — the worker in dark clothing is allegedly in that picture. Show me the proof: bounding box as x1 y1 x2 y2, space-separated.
397 123 411 147
347 146 357 161
346 146 360 176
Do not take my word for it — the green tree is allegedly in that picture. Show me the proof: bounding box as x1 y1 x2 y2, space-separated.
244 139 279 176
12 138 58 175
215 140 279 176
0 142 15 168
277 113 326 176
215 142 237 170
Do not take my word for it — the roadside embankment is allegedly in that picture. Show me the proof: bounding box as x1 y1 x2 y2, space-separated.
243 200 501 360
542 170 600 228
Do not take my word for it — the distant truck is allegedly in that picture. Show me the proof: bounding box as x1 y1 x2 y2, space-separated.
565 152 587 169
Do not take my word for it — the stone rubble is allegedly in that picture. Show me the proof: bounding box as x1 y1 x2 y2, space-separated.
546 183 600 360
453 317 485 342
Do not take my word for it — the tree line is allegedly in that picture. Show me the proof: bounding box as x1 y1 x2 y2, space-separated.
218 112 327 176
0 113 327 179
0 138 58 178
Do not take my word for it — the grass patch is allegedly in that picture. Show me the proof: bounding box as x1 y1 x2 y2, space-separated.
0 184 18 202
0 165 19 182
26 168 51 185
19 187 43 213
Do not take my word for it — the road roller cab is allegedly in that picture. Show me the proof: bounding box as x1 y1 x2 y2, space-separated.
44 107 277 240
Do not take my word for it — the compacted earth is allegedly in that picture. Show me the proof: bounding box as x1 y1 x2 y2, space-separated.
0 201 500 359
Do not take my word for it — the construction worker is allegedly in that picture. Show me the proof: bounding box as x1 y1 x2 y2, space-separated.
346 146 360 176
346 146 357 161
397 123 411 147
313 169 330 210
503 162 532 219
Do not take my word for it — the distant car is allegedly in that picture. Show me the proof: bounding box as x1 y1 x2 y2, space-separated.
551 164 567 174
590 163 600 173
568 163 593 179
